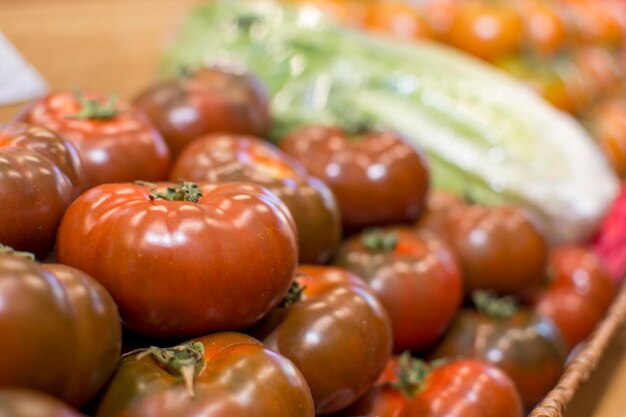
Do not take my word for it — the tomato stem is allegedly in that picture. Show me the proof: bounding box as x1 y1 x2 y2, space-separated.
472 290 518 320
68 90 120 120
142 342 205 399
388 352 431 398
149 182 203 203
280 279 306 307
0 244 35 261
361 229 399 252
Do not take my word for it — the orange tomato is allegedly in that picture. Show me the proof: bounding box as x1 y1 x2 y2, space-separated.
365 2 433 40
523 1 568 55
422 0 460 41
568 1 624 46
590 99 626 177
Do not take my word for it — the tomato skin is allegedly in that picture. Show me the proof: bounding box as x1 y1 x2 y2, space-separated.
536 246 615 349
364 2 433 40
96 333 314 417
523 1 567 55
135 67 271 157
333 227 463 352
415 190 465 236
0 253 121 407
447 205 547 295
590 98 626 177
279 125 429 233
171 134 342 264
56 181 297 338
0 123 88 257
431 309 566 409
252 266 392 415
0 390 86 417
18 91 171 186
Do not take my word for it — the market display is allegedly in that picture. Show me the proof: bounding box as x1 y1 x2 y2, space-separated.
2 0 626 415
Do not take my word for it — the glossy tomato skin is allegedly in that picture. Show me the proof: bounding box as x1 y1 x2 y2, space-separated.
0 123 88 257
0 252 121 407
431 309 567 409
279 125 429 233
415 190 465 236
18 90 171 186
333 227 463 352
56 182 297 338
252 266 392 415
447 205 548 295
537 246 615 349
96 333 314 417
364 2 433 40
0 390 86 417
135 67 271 157
171 133 342 264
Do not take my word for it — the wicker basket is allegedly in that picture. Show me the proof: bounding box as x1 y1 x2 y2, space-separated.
530 284 626 417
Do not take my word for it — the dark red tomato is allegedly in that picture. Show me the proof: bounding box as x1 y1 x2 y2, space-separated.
431 294 567 409
96 333 314 417
171 133 342 264
279 125 429 233
0 390 86 417
134 67 271 157
415 189 465 237
252 266 392 415
447 205 547 295
0 246 121 407
338 356 523 417
0 123 88 257
536 246 615 349
18 90 171 186
56 181 297 338
333 227 462 352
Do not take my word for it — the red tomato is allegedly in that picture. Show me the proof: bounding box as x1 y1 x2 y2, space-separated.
536 246 615 349
0 123 88 257
333 227 463 352
135 67 271 157
0 246 121 407
56 181 297 338
252 266 392 415
171 134 342 264
96 333 314 417
364 2 433 40
18 91 171 186
415 189 465 236
279 125 429 233
0 390 85 417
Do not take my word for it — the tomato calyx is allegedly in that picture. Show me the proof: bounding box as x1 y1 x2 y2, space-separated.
388 352 431 398
362 228 399 252
67 91 120 121
472 290 518 320
0 243 35 261
138 342 206 399
149 182 203 203
280 279 306 308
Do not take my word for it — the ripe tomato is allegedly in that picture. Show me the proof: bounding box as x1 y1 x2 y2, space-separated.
447 205 547 295
415 189 465 236
0 246 121 407
252 266 392 415
448 3 524 61
590 98 626 177
422 0 460 41
96 333 314 417
339 355 523 417
574 46 621 99
523 1 567 55
431 292 567 409
364 2 433 40
56 181 297 338
18 91 171 186
0 390 85 417
333 227 462 352
279 125 429 233
0 123 88 257
171 134 342 264
568 1 624 47
135 67 271 157
536 246 615 349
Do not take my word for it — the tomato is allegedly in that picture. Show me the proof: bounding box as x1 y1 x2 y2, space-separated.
536 246 615 349
448 3 524 61
415 189 465 236
0 390 85 417
339 355 523 417
0 123 88 257
574 46 621 99
171 134 342 264
431 292 567 409
447 205 547 295
251 266 392 415
18 91 170 186
0 246 121 407
568 1 624 47
279 125 429 233
523 1 567 55
591 98 626 177
96 333 314 417
333 227 462 352
422 0 460 41
134 67 271 157
364 2 433 40
56 181 297 338
288 0 369 27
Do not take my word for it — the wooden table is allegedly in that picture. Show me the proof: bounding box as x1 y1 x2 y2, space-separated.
2 1 626 415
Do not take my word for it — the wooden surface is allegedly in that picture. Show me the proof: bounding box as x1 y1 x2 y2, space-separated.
2 1 626 415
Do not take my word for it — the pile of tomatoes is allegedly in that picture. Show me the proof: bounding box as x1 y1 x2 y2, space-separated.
0 66 618 417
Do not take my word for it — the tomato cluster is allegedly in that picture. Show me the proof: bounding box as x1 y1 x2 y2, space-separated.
0 65 616 416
